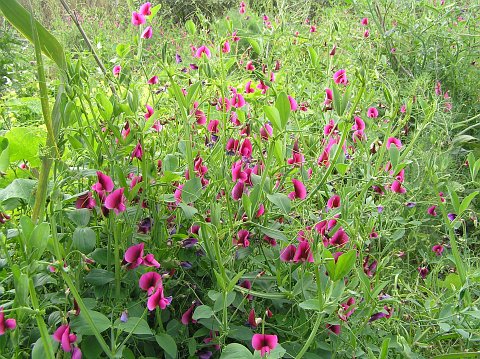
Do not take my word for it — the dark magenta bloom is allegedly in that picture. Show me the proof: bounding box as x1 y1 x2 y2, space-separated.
326 323 341 335
75 191 96 209
288 179 307 200
293 241 314 263
280 244 296 262
181 304 197 325
432 244 444 256
235 230 250 248
251 334 278 357
124 243 145 269
0 307 16 335
53 324 77 352
92 171 114 195
139 271 162 295
333 69 347 85
147 286 172 310
418 266 429 279
104 188 126 214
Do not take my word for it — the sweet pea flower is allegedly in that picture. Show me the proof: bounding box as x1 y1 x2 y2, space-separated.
195 45 211 59
124 243 144 269
231 181 244 201
239 138 252 158
326 324 341 335
361 17 368 25
257 80 269 94
333 69 348 85
131 142 143 160
222 40 231 53
252 334 278 357
352 116 365 131
181 304 197 325
324 88 333 106
139 271 162 295
143 254 160 268
245 81 255 93
105 187 127 215
139 2 152 16
245 61 255 71
113 65 121 77
364 29 370 38
386 137 402 150
280 244 296 262
75 191 96 209
144 104 154 119
427 205 437 216
293 241 314 263
367 107 379 118
369 306 394 322
53 324 77 352
231 93 246 108
235 229 250 247
418 266 429 279
260 123 273 140
329 227 349 247
141 26 153 39
92 171 114 195
288 179 307 200
0 307 16 335
432 244 444 256
131 11 146 26
288 95 298 111
147 285 172 310
327 194 341 209
391 180 406 194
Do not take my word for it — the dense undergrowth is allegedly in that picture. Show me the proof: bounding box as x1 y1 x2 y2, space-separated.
0 0 479 358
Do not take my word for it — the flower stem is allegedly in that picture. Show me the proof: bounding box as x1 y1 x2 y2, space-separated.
295 313 323 359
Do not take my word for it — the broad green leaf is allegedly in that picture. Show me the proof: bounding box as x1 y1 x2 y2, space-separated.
323 250 336 279
247 38 262 55
0 0 65 69
214 292 236 312
67 208 91 227
156 333 178 359
0 179 37 206
116 317 152 335
267 193 291 215
182 177 202 203
255 224 288 242
31 337 58 359
70 310 111 335
299 299 322 311
388 144 400 170
221 343 253 359
332 250 356 281
163 154 179 172
73 227 96 254
192 305 214 320
448 186 460 214
308 47 318 67
80 336 103 359
0 137 9 172
275 92 291 129
458 191 479 215
5 127 46 167
179 203 198 219
116 43 130 58
264 105 282 132
85 269 114 286
95 93 113 121
185 19 196 35
29 222 50 260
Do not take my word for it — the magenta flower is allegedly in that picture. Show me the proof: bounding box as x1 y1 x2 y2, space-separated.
92 171 114 196
113 65 121 77
364 29 370 38
0 307 16 335
361 17 368 25
231 181 245 201
105 187 127 214
139 271 162 295
240 138 252 158
147 285 172 310
148 75 158 84
288 179 307 200
293 241 314 263
195 45 211 59
239 280 253 300
324 88 333 106
245 61 255 71
53 324 77 352
391 180 406 194
333 69 348 85
329 227 349 247
260 123 273 140
352 116 365 131
252 334 278 357
245 81 255 93
181 304 197 325
222 40 231 53
417 266 429 279
248 308 258 328
75 191 96 209
131 142 143 160
141 26 153 39
427 205 437 216
142 253 160 268
124 243 144 269
139 2 152 15
367 107 378 118
145 104 154 119
369 306 393 322
280 244 296 262
288 95 298 111
432 244 444 256
326 323 341 335
131 11 146 26
231 93 246 108
235 229 250 247
327 194 341 209
256 80 269 94
386 137 402 150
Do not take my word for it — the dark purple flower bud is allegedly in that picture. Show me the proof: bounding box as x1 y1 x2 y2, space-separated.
120 311 128 323
406 202 416 208
175 53 182 63
189 64 198 70
198 350 213 359
180 261 192 269
447 213 456 221
138 217 152 234
377 206 384 213
182 238 198 248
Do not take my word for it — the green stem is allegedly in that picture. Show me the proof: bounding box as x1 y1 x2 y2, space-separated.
29 279 55 359
113 218 121 299
295 313 323 359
